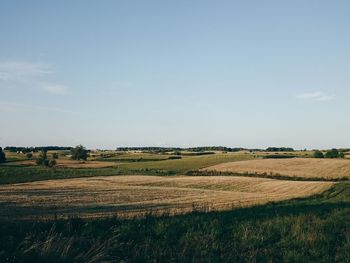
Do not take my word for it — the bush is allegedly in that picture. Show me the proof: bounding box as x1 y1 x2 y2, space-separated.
0 147 6 163
168 156 182 160
313 150 324 158
43 159 50 166
71 145 88 161
26 153 33 159
52 153 59 159
263 155 296 159
325 149 340 158
36 150 56 167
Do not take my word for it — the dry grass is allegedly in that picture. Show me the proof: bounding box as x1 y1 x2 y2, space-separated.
0 175 333 220
203 158 350 180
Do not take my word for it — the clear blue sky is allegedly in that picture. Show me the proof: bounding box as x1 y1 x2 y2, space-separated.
1 1 349 149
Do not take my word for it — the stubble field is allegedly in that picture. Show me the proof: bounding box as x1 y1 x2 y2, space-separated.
0 175 333 220
203 158 350 180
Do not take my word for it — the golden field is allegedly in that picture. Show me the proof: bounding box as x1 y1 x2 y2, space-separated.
0 175 333 220
203 158 350 179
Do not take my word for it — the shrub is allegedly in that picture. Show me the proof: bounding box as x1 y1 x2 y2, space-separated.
168 156 182 160
43 159 50 166
313 150 324 158
35 150 56 167
263 155 296 159
26 153 33 159
325 149 340 158
52 153 59 159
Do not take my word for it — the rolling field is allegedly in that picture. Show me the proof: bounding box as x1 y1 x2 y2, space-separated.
203 158 350 180
0 175 333 220
1 150 350 262
116 152 254 173
0 152 255 184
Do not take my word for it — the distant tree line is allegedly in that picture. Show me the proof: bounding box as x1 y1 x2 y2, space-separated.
265 147 295 152
115 146 301 153
116 147 247 152
4 146 72 153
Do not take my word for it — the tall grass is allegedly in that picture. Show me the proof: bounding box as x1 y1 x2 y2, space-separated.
1 183 349 262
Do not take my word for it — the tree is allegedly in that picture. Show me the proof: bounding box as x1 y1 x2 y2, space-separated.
313 150 324 158
36 150 47 165
52 153 59 159
71 145 88 161
339 152 345 158
325 149 339 158
0 147 6 163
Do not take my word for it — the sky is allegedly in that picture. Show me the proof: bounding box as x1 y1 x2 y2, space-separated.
1 0 349 150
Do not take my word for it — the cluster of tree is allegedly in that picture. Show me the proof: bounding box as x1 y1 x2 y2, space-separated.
4 146 72 153
266 147 295 152
117 147 183 153
313 149 345 159
71 145 88 160
0 147 6 163
116 147 246 153
187 147 246 152
36 150 58 167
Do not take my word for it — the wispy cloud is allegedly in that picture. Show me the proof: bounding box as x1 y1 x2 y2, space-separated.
296 91 334 102
42 84 68 95
0 60 68 95
0 61 52 80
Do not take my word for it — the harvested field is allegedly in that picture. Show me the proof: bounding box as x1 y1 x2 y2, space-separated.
203 158 350 180
0 175 333 220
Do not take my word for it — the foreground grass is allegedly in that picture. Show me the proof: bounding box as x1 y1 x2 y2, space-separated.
1 183 349 262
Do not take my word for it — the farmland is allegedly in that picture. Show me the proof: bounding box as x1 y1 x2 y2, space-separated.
0 149 349 262
204 158 350 180
0 175 333 220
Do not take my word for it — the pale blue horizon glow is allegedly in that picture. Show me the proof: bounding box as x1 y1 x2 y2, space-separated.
1 1 350 150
